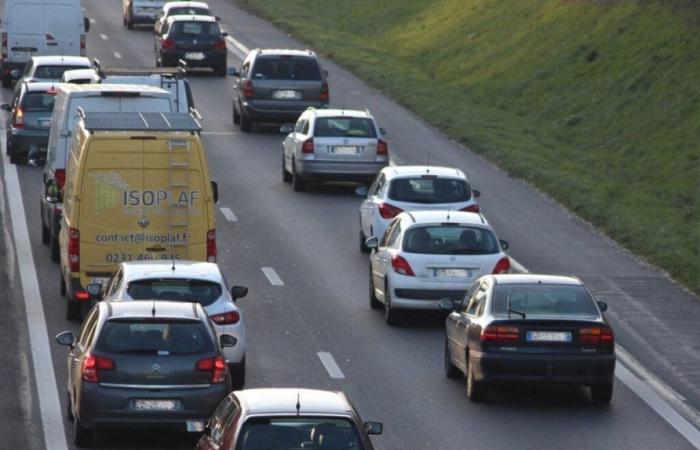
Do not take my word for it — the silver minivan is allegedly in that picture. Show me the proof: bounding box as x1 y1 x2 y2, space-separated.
123 0 166 29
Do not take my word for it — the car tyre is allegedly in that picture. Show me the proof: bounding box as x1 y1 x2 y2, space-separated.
50 230 60 262
239 112 252 132
291 159 306 192
359 230 370 253
9 151 22 164
73 417 97 447
282 154 291 182
66 391 74 422
59 273 66 297
232 103 240 125
590 383 613 405
466 356 486 402
229 358 245 391
444 340 461 379
41 206 50 245
383 282 400 326
214 63 226 77
369 265 381 309
2 76 12 89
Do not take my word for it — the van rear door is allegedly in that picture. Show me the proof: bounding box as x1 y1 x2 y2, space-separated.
6 3 45 62
44 3 81 56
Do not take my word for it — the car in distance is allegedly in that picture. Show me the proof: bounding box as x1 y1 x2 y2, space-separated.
195 388 382 450
442 274 615 403
366 211 510 325
95 260 248 389
357 165 481 252
13 55 91 84
55 300 237 447
281 108 388 191
154 15 228 76
154 1 214 35
2 81 57 164
124 0 166 29
231 48 329 132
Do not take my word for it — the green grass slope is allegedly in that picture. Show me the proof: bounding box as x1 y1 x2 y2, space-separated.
237 0 700 294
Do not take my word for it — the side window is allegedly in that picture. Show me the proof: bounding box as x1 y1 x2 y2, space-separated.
240 61 250 78
77 309 98 348
369 174 384 197
106 269 123 297
387 221 402 248
301 119 310 135
294 119 306 133
380 220 398 247
466 288 486 316
207 396 232 441
211 399 240 444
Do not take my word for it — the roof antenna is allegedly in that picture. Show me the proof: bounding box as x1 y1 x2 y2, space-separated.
446 205 451 221
295 390 301 416
426 153 431 173
171 258 176 272
151 299 156 317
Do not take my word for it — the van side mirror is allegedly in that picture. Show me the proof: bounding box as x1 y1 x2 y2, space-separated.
365 236 378 249
84 17 91 32
211 181 219 204
9 69 19 78
438 298 456 311
221 31 229 37
231 285 248 301
60 129 71 138
323 69 329 78
86 283 102 300
472 189 481 198
379 127 387 136
55 331 75 347
279 123 294 134
355 185 368 197
364 422 382 435
499 239 509 251
219 334 237 348
597 301 608 312
45 179 61 203
0 103 11 112
215 16 221 21
226 67 239 77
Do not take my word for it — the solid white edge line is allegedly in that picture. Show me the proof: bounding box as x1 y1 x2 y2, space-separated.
224 35 249 56
2 138 69 449
510 257 700 446
113 52 122 59
219 207 238 223
317 352 345 379
261 267 284 286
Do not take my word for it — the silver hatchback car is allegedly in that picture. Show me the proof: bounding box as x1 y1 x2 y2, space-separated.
281 108 389 191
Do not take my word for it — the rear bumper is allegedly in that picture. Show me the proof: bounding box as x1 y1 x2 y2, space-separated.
8 129 49 155
161 51 226 68
471 350 616 385
241 101 328 122
389 274 472 310
296 159 386 182
0 61 26 79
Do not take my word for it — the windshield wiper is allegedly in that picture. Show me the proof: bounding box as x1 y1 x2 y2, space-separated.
506 295 526 319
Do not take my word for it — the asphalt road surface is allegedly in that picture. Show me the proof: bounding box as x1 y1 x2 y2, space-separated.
0 0 699 449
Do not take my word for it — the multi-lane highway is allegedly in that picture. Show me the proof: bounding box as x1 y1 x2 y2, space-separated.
1 0 699 448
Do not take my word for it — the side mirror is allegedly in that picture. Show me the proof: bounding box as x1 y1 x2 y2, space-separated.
365 236 378 249
0 103 11 112
379 127 387 136
211 181 219 204
231 285 248 301
86 282 102 300
279 123 294 134
55 331 75 347
45 179 61 203
215 15 221 21
355 185 368 197
221 31 229 37
364 422 382 435
10 69 20 78
438 297 456 312
323 69 329 78
472 189 481 198
226 67 240 77
219 334 237 348
84 17 91 32
597 301 608 312
499 239 509 251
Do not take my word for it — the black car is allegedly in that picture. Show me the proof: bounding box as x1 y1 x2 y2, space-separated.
154 15 227 76
56 300 237 447
442 274 615 403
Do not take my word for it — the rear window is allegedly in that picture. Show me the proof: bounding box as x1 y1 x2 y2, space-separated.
236 417 364 450
34 65 87 80
21 91 57 112
127 279 222 307
170 21 221 37
168 7 209 16
492 284 600 319
403 225 499 255
96 320 214 355
314 117 377 138
389 177 471 203
251 56 321 81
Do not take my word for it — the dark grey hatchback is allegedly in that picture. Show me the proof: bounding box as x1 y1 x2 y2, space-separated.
56 301 236 447
155 15 228 76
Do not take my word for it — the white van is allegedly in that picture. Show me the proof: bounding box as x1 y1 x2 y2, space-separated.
40 84 173 263
0 0 90 87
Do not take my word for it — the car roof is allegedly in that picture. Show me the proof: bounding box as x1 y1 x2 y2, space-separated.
491 274 584 286
30 56 90 66
103 300 202 320
383 165 466 179
167 14 217 23
56 83 169 95
163 1 210 10
119 260 224 282
309 108 372 119
21 82 61 91
253 48 317 58
400 210 488 226
236 389 353 416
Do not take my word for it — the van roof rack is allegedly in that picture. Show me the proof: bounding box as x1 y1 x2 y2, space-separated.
92 58 187 79
79 111 201 132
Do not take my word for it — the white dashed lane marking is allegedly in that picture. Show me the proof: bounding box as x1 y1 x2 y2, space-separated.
261 267 284 286
113 52 122 59
318 352 345 379
99 34 109 40
219 207 238 223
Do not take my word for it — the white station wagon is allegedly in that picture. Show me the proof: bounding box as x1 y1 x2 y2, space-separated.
366 211 510 325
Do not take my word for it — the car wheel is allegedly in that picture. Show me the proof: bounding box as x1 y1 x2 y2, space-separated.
368 265 381 309
466 356 486 402
232 103 240 125
291 159 306 192
50 230 60 263
126 8 134 30
239 112 252 132
213 63 226 77
282 154 291 182
383 281 400 326
9 151 22 164
73 417 97 447
590 383 613 405
66 391 74 422
66 290 82 321
359 230 370 253
41 205 50 245
5 133 10 155
2 76 12 89
444 340 461 379
59 273 66 297
229 358 245 391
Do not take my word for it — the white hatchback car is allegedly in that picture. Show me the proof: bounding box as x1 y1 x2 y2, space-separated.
366 211 510 325
357 165 481 252
92 260 248 388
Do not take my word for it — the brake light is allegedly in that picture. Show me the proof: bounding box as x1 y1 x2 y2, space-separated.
207 229 216 262
14 107 24 128
75 290 90 302
481 325 519 342
493 256 510 274
376 139 388 156
580 327 614 345
378 202 402 219
81 354 115 383
243 80 253 98
80 34 86 56
320 80 329 103
391 255 414 276
213 39 226 50
460 204 480 213
2 33 7 60
196 356 227 383
301 138 314 154
68 227 80 272
210 311 240 325
162 38 175 50
54 169 66 190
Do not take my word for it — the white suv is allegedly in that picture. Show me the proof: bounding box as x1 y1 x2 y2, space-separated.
366 211 509 325
281 108 389 191
357 165 481 252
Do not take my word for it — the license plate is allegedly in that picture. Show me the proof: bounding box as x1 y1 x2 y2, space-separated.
185 52 205 61
90 277 110 286
435 268 470 278
527 331 572 342
13 51 32 57
186 420 205 432
39 119 51 128
272 89 300 100
331 145 360 155
132 399 179 411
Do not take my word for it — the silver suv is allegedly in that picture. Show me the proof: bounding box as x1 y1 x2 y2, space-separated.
230 49 329 132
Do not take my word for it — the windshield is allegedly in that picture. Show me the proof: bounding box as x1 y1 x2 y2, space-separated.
96 320 213 355
403 225 499 255
389 177 471 203
171 21 221 37
252 56 321 81
33 65 87 80
492 284 600 319
127 279 222 306
313 117 377 138
21 91 57 112
236 417 364 450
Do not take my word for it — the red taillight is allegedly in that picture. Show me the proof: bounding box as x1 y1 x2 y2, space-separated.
378 202 403 219
391 255 414 276
460 204 480 213
68 227 80 272
75 290 90 302
14 107 24 128
213 39 226 50
162 38 175 50
320 80 329 103
196 356 227 383
301 138 314 154
210 311 240 325
493 256 510 274
81 354 115 383
2 33 7 60
55 169 66 190
80 34 86 57
580 327 614 345
243 80 253 99
376 139 388 156
481 325 519 342
207 229 216 262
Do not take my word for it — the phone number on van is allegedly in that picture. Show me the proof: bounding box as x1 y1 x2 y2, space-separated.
105 253 181 263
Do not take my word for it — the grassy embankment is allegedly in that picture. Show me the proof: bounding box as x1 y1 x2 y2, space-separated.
237 0 700 294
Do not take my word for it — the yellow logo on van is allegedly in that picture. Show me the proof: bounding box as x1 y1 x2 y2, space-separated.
90 172 129 214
